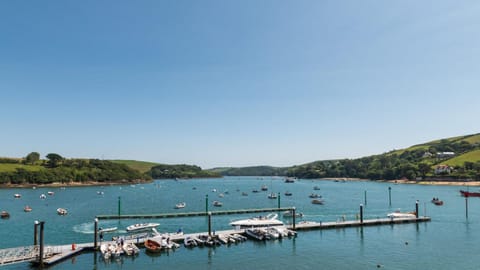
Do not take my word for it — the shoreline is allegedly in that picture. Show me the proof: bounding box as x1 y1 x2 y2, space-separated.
320 177 480 187
0 179 153 189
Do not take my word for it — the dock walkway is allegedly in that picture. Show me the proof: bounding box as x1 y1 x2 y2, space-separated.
0 215 430 267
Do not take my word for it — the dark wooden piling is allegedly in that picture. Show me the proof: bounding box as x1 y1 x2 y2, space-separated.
415 200 419 218
388 186 392 206
93 218 98 250
39 221 45 267
34 220 39 246
208 211 212 236
360 204 364 224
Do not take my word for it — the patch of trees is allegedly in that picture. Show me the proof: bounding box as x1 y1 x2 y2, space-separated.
149 164 221 179
0 153 149 185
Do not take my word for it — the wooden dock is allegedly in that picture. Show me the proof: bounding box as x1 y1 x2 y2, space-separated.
96 207 294 220
0 213 430 267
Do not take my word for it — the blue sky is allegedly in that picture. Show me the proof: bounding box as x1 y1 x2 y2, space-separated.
1 1 479 168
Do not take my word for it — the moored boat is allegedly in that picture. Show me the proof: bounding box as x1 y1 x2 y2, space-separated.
14 194 21 198
245 228 266 241
460 190 480 197
213 201 223 207
122 242 139 256
57 208 68 215
230 213 284 228
40 194 46 199
47 191 54 196
261 185 268 191
387 210 416 218
175 202 186 209
145 239 162 253
24 205 32 212
1 211 10 219
311 199 324 205
126 222 160 232
284 177 296 183
282 210 303 218
284 191 292 196
309 193 321 198
267 192 278 199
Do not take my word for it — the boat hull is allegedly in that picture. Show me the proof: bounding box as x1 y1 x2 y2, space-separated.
460 190 480 197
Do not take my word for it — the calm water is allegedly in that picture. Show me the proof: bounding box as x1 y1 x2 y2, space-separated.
1 177 479 269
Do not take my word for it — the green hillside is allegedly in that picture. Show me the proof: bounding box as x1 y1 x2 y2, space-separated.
111 160 159 173
214 133 480 181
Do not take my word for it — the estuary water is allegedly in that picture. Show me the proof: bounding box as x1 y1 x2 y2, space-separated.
1 177 479 269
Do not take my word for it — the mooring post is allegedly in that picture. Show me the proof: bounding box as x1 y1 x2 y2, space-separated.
117 196 121 217
364 190 367 206
277 192 281 208
205 194 209 214
208 211 212 236
34 220 39 246
292 207 296 230
465 196 469 219
388 186 392 206
39 221 45 267
415 200 419 218
360 204 364 224
94 217 98 250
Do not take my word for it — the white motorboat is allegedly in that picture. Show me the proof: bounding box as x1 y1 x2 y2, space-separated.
184 236 198 248
98 227 117 233
100 243 112 260
175 202 186 209
213 201 223 207
57 208 68 215
126 222 160 232
387 211 416 219
282 210 303 218
122 242 139 256
40 194 46 199
230 213 284 228
245 228 266 241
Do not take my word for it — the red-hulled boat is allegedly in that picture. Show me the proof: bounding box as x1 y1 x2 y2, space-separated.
460 190 480 197
144 239 162 253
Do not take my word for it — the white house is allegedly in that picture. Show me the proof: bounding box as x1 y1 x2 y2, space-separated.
435 164 452 174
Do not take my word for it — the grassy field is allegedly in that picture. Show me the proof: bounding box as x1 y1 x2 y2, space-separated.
0 163 44 173
461 134 480 144
442 149 480 167
110 160 159 173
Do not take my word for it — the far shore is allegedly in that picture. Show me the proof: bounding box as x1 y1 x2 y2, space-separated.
0 179 153 189
320 177 480 187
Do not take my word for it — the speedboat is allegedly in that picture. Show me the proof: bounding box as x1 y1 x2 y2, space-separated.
47 191 54 196
229 213 284 228
57 208 68 215
387 211 416 219
175 202 186 209
184 236 198 248
98 227 117 233
14 194 21 198
126 222 160 232
24 205 32 212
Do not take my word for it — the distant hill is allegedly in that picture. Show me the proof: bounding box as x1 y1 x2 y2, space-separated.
211 133 480 181
149 164 221 179
209 166 288 176
110 160 159 173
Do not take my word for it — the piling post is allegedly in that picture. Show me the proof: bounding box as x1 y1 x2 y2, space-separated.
277 192 281 208
388 186 392 206
34 220 39 246
415 200 419 218
117 196 121 217
360 204 364 224
94 218 98 250
205 194 209 214
465 196 469 219
364 190 367 206
292 207 296 230
39 221 45 267
208 211 212 236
